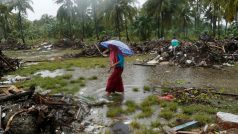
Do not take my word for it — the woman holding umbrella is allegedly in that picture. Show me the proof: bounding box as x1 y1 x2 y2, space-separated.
105 45 125 96
100 40 133 97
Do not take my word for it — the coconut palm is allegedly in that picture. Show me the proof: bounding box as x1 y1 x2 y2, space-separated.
55 0 75 38
74 0 90 41
120 0 137 41
0 4 11 39
12 0 34 44
103 0 136 40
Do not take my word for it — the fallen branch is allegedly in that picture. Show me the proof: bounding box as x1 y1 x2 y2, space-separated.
0 86 35 104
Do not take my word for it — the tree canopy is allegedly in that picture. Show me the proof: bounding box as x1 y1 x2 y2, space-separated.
0 0 238 43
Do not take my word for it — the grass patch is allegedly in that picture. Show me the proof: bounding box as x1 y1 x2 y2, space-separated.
140 95 159 107
132 87 139 92
79 82 86 87
88 76 98 80
158 100 178 111
175 80 187 85
192 113 214 125
65 68 75 71
106 107 124 118
176 114 190 120
143 86 151 92
124 100 138 114
61 74 73 79
161 87 172 92
78 77 85 80
151 120 161 128
159 109 173 120
137 107 154 118
133 126 158 134
11 57 108 76
182 104 217 115
130 121 141 129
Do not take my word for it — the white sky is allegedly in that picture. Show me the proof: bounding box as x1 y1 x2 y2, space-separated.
27 0 147 21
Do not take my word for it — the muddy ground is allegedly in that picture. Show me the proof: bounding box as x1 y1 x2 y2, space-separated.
1 49 238 134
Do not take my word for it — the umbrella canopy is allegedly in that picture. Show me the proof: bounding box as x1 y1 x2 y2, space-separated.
100 40 133 56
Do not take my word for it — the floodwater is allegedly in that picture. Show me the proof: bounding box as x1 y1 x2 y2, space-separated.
76 63 238 98
3 49 238 132
70 63 238 133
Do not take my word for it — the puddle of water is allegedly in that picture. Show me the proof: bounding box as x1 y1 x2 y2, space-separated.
71 64 238 133
34 69 65 78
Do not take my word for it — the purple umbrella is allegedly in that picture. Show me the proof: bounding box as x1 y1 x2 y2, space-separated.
100 40 133 56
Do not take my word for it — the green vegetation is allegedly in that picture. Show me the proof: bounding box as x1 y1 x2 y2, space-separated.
140 95 159 107
11 58 108 76
143 86 151 92
192 114 213 125
150 120 161 128
132 87 139 92
106 107 124 118
1 0 237 44
88 76 98 80
124 100 138 114
130 121 141 129
137 106 154 118
159 108 173 120
182 104 217 115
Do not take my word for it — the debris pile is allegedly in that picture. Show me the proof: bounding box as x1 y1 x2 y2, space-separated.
131 38 238 67
160 87 219 104
53 38 85 49
0 38 30 50
0 50 20 77
0 85 90 134
63 43 105 58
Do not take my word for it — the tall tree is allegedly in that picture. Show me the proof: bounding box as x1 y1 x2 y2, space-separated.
120 0 137 41
74 0 90 41
55 0 74 39
103 0 136 40
12 0 34 44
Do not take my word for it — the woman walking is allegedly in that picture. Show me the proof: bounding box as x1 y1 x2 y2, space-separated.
105 45 124 96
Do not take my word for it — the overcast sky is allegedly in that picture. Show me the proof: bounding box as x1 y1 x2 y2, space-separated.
27 0 147 21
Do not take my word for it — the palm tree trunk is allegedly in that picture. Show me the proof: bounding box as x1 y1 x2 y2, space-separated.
81 13 85 41
160 12 164 38
93 4 99 40
125 18 129 41
68 17 72 39
18 11 25 44
225 20 228 35
157 15 160 39
116 7 121 39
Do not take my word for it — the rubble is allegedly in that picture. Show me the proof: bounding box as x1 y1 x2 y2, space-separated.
131 38 238 67
0 50 20 77
0 85 90 134
217 112 238 130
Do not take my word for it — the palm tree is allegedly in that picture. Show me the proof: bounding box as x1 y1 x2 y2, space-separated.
177 1 192 37
12 0 34 44
89 0 103 40
0 4 11 40
55 0 74 39
132 15 152 41
120 0 137 41
103 0 136 40
144 0 174 38
74 0 90 41
143 0 162 38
